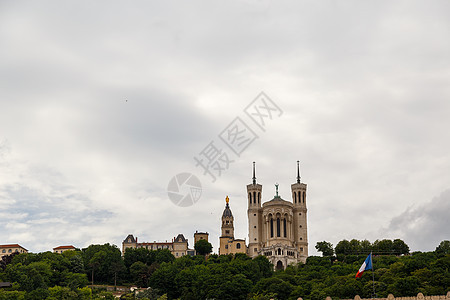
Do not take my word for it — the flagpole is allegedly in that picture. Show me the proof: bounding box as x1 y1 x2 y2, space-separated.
371 252 375 299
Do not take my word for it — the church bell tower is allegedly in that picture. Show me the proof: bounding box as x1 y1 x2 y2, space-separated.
247 162 263 257
291 161 308 259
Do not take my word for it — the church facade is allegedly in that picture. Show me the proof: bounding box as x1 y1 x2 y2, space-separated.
247 162 308 270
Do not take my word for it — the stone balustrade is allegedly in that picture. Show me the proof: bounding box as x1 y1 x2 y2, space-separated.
313 292 450 300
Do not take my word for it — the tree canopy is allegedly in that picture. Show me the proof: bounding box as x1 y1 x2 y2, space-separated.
0 240 448 299
194 239 213 256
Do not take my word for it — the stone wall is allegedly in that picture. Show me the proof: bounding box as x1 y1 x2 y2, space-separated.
320 292 450 300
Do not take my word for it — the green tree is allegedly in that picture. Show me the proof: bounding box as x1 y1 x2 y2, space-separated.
47 286 78 299
253 277 294 300
335 240 352 255
392 239 410 255
435 240 450 256
82 243 123 284
194 239 213 256
360 239 372 254
373 239 394 255
124 247 155 270
154 249 175 264
130 261 152 287
315 241 334 257
349 239 362 254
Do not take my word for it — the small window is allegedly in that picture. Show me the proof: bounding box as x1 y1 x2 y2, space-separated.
300 225 302 228
254 213 256 216
237 243 241 249
299 213 301 216
300 237 303 240
300 247 303 251
254 238 257 241
254 226 256 228
225 245 228 249
254 248 257 252
2 250 5 253
225 230 230 234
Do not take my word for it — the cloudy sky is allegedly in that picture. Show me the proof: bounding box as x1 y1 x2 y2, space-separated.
1 1 449 255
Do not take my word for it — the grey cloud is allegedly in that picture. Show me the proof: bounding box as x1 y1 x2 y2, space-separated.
386 189 450 251
1 0 450 254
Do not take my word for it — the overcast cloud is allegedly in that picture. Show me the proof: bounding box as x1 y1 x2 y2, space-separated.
1 1 449 255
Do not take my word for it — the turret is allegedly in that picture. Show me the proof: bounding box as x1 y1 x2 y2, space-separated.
291 161 308 259
247 162 263 257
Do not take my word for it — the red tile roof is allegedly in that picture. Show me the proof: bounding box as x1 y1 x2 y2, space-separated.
53 245 76 250
0 244 28 251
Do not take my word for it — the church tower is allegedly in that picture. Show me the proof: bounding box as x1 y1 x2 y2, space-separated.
291 161 308 260
221 196 234 238
247 162 263 257
219 196 247 255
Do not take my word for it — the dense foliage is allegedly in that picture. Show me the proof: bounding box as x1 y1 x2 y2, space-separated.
0 240 448 300
333 239 410 256
194 240 213 256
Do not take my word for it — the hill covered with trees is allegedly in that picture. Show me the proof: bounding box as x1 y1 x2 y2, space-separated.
0 240 448 300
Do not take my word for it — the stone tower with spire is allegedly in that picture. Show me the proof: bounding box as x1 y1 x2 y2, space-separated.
219 196 247 255
291 161 308 258
247 162 263 257
221 196 234 238
247 161 308 269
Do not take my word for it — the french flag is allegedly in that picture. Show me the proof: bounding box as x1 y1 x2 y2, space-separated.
355 253 372 278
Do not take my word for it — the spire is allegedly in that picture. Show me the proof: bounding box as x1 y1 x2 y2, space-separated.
226 195 229 204
252 161 256 184
297 160 301 183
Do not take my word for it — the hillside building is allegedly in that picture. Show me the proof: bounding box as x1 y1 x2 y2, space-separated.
0 244 28 258
53 245 76 253
247 161 308 270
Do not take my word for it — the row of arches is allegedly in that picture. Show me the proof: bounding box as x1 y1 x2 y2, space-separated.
263 248 295 257
293 190 306 204
249 190 305 205
249 191 261 204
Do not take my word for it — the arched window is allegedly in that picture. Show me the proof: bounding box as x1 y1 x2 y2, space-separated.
258 192 260 204
253 192 256 204
303 192 306 203
249 193 252 204
276 218 281 237
294 192 297 203
283 218 287 237
277 248 281 255
236 243 241 249
298 191 301 202
270 218 274 238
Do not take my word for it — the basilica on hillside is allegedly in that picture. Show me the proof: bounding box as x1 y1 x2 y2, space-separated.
219 161 308 270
